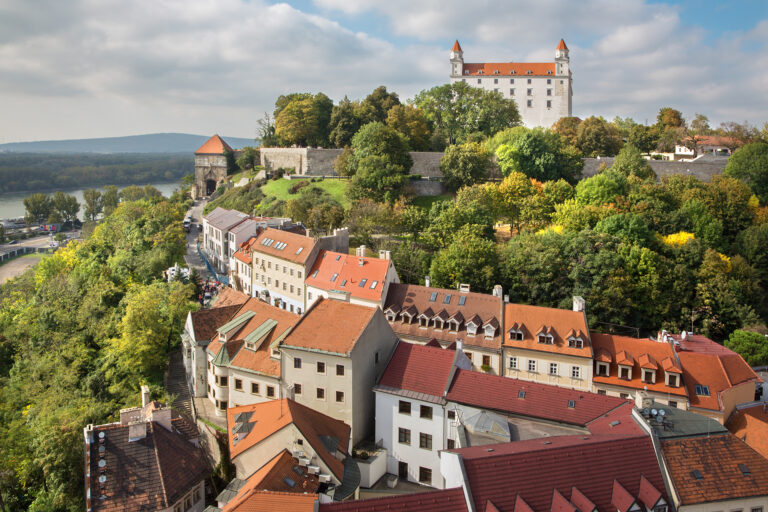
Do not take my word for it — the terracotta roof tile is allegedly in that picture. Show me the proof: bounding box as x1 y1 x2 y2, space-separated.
556 39 568 51
252 228 317 265
504 304 592 358
463 62 556 77
569 487 595 512
384 284 502 350
378 342 457 398
226 450 319 505
195 134 233 155
319 487 468 512
228 399 350 480
551 489 577 512
611 480 635 512
637 475 663 508
454 435 666 512
306 250 395 303
211 287 250 308
661 434 768 504
727 402 768 460
677 350 759 411
452 40 462 52
281 298 382 355
514 495 534 512
224 490 317 512
446 369 629 427
191 305 243 344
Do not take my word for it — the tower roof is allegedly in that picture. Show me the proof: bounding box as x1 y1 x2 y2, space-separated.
195 134 233 155
452 40 462 52
556 39 568 50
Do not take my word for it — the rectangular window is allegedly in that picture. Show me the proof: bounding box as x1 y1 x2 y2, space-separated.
528 360 537 372
234 379 242 391
316 387 325 400
547 78 551 84
359 278 367 287
546 100 552 108
419 467 432 484
447 410 456 420
620 367 631 380
419 433 433 450
668 374 679 387
527 78 532 84
420 405 433 420
336 391 344 402
398 428 411 445
597 389 607 395
527 100 532 108
510 78 514 84
571 366 580 379
447 439 455 449
509 356 517 369
251 382 259 394
527 88 532 96
549 363 558 376
464 351 472 362
477 78 481 84
336 364 345 376
669 401 677 408
399 400 411 415
267 386 275 398
219 376 228 387
620 393 630 399
493 78 498 84
482 355 491 367
547 89 552 96
294 358 302 369
509 88 515 95
294 383 302 395
317 361 325 374
494 88 498 93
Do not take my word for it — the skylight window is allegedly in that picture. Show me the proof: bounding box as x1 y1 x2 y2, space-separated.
359 278 367 287
691 470 703 480
335 255 341 261
568 400 575 408
311 270 319 278
370 280 378 289
331 273 338 282
458 296 466 306
340 280 347 287
695 385 710 396
295 247 303 255
443 294 452 304
284 477 296 488
739 463 751 476
429 292 437 302
518 390 525 399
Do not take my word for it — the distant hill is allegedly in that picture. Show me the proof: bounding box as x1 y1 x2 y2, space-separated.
0 133 258 154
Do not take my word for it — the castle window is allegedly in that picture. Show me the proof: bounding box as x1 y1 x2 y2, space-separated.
547 89 552 96
527 88 532 96
527 100 532 108
547 70 552 75
510 78 515 84
494 78 498 83
547 100 552 108
547 79 552 84
510 88 515 96
477 78 481 84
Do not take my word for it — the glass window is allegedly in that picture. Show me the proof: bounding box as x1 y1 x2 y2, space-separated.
336 364 345 376
234 379 242 390
447 439 455 449
398 427 411 445
294 358 302 369
316 387 325 400
528 360 536 372
336 391 344 402
571 366 580 379
294 383 302 395
420 405 433 420
447 410 456 420
399 400 411 415
419 467 432 484
266 386 275 398
419 433 432 450
509 356 517 369
251 382 259 394
549 363 558 375
527 88 532 96
547 100 552 108
317 361 325 373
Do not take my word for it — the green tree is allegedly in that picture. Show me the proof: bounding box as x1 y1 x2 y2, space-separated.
347 122 413 173
23 193 53 224
610 144 656 180
413 81 520 145
690 114 712 135
657 107 685 129
119 185 162 202
385 104 431 151
551 116 581 146
329 97 362 148
52 191 80 224
627 124 658 153
358 86 401 124
334 146 354 176
347 154 411 204
594 212 654 246
575 170 629 206
723 142 768 204
575 116 623 157
257 112 278 147
236 146 260 170
495 127 583 183
725 329 768 366
430 226 498 292
676 199 725 250
736 223 768 282
423 199 495 249
274 93 333 147
440 142 491 192
102 185 119 215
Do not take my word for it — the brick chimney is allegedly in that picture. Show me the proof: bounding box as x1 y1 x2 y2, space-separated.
141 385 151 408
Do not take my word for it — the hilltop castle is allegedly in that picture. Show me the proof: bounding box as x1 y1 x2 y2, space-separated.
449 39 572 128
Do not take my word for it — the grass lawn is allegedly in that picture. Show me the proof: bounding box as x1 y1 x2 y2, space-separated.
261 178 351 208
411 193 453 210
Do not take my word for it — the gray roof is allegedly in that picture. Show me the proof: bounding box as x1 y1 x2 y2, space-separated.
205 207 250 231
215 478 246 505
638 402 728 440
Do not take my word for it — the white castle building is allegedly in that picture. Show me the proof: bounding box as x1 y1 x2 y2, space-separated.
449 39 572 128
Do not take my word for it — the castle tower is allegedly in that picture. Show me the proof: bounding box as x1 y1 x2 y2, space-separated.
450 40 464 77
555 39 569 76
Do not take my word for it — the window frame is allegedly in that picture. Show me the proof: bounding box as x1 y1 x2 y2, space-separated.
399 400 411 415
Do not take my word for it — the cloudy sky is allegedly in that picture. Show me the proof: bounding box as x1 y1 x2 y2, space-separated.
1 0 767 142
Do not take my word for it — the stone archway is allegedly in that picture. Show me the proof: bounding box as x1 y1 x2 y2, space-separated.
205 179 217 196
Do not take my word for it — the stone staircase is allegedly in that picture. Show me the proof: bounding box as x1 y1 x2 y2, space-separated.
165 350 194 419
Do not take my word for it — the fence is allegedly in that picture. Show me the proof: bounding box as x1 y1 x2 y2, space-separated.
0 245 54 262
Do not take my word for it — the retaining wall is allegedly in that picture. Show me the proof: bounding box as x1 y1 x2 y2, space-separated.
582 157 727 182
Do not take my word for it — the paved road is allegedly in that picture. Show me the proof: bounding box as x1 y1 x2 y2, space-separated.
183 200 213 281
0 255 42 284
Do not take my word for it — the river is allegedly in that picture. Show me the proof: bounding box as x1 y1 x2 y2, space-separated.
0 181 181 221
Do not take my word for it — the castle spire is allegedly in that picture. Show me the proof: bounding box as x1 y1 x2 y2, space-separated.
452 40 462 52
556 39 568 51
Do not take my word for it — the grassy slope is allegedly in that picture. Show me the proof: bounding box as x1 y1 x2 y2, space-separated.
261 178 351 208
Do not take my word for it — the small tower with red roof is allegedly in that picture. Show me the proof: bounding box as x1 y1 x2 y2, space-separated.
193 134 233 198
450 40 464 77
555 39 570 75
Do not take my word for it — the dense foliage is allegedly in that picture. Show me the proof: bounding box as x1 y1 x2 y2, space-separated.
0 153 192 193
0 195 196 510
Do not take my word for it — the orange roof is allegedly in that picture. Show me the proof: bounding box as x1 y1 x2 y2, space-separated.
252 228 317 266
452 40 462 52
305 250 394 303
224 490 317 512
234 250 252 265
677 350 759 412
662 434 768 504
591 333 687 397
281 298 382 355
503 303 591 358
226 450 319 504
463 62 556 77
211 287 250 308
228 399 350 479
727 403 768 460
556 39 568 50
195 134 233 155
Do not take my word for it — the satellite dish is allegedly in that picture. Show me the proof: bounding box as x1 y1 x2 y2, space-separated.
98 459 106 468
651 409 658 416
658 409 666 416
642 408 650 417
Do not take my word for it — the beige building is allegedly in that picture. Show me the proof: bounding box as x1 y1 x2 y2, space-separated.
502 298 593 391
383 282 504 375
280 297 399 445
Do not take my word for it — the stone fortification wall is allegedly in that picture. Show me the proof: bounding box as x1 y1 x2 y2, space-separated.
582 157 727 182
410 152 444 178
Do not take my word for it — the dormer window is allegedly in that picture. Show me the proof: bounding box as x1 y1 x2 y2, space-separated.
509 330 523 341
385 311 396 322
567 337 583 349
619 366 632 380
493 70 499 74
419 316 428 328
526 70 532 74
538 334 554 344
642 369 656 384
596 362 609 377
666 373 679 387
511 70 516 74
484 325 495 339
466 323 477 336
433 319 444 330
547 70 552 75
464 70 469 75
448 320 460 333
478 70 483 75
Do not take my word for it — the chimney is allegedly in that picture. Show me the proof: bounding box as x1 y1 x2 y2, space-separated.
128 421 147 442
150 406 173 432
634 389 652 410
84 424 95 444
456 339 463 352
378 250 391 260
459 283 470 293
141 385 151 408
572 296 585 312
356 245 366 257
305 229 312 239
504 294 509 303
425 276 431 288
492 285 503 298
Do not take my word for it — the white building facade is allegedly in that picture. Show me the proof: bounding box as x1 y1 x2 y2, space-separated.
449 39 572 128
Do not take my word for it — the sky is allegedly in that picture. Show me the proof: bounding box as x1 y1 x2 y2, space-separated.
1 0 767 143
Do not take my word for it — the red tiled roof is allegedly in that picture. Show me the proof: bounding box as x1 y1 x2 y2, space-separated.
551 489 577 512
306 250 395 303
212 287 250 308
556 39 568 51
378 342 457 398
190 304 243 343
451 435 665 512
225 450 319 507
591 333 687 397
455 435 665 512
224 490 317 512
195 134 233 155
446 369 629 427
727 402 768 460
514 495 534 512
452 40 462 52
319 488 468 512
252 228 317 265
384 283 502 350
569 487 596 512
611 480 635 512
637 475 663 508
281 298 382 355
584 402 644 436
463 62 556 77
504 304 592 358
661 434 768 504
677 350 759 412
228 399 350 480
